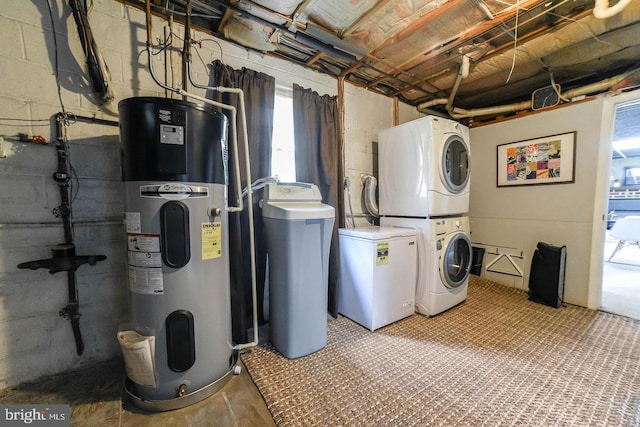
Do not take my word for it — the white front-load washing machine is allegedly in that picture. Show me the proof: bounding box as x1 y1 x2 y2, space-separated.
381 216 472 317
378 115 470 217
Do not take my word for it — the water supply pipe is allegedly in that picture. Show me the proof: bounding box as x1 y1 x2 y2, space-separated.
186 63 260 351
144 0 259 351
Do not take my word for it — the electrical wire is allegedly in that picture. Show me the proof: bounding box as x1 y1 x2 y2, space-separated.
171 30 224 86
46 0 67 114
151 32 174 56
549 71 570 102
146 1 222 19
192 42 210 74
0 117 50 122
505 0 520 84
0 118 50 128
547 11 620 49
198 38 224 63
344 177 356 228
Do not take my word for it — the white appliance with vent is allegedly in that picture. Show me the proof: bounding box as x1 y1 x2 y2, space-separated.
338 227 417 331
378 116 470 217
381 216 472 317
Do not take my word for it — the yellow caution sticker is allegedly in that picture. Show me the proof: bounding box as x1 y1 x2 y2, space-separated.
202 222 222 260
376 241 389 266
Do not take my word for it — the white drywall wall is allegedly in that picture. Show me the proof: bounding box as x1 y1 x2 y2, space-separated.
469 99 607 307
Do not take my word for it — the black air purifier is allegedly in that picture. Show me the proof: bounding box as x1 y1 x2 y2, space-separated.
528 242 566 308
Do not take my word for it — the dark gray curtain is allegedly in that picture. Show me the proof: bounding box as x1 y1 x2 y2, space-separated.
292 83 343 317
208 60 275 343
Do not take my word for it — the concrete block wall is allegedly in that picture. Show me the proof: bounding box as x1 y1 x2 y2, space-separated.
342 89 425 228
0 0 401 388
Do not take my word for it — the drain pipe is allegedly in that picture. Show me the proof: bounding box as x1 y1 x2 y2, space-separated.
446 55 470 112
186 63 259 351
448 99 533 120
560 73 626 99
144 0 259 351
593 0 633 19
418 70 633 120
362 175 379 218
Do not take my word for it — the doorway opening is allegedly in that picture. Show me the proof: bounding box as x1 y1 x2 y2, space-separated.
602 98 640 320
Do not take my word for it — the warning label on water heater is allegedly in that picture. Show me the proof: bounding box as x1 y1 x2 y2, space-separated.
376 242 389 266
202 222 222 260
128 266 163 295
127 234 160 253
127 233 162 294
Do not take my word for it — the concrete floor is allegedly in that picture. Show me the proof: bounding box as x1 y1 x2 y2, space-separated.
0 356 275 426
602 233 640 320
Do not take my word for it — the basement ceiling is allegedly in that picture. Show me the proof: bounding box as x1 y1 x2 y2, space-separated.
131 0 640 123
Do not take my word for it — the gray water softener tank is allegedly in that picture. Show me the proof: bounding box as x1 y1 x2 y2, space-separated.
262 182 335 359
118 97 235 411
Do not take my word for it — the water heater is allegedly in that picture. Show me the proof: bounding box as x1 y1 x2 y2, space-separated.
118 97 235 410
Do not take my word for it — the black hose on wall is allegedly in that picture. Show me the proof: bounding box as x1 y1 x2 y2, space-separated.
68 0 113 105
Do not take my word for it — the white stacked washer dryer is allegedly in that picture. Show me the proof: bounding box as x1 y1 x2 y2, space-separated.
379 115 473 317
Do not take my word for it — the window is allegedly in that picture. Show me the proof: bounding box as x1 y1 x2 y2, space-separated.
623 166 640 186
271 88 296 182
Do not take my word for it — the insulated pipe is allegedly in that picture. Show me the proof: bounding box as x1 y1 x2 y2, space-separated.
418 71 630 119
417 98 449 110
593 0 633 19
446 55 470 112
448 100 532 120
560 74 625 99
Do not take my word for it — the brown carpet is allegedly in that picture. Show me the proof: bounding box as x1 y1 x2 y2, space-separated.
241 276 640 426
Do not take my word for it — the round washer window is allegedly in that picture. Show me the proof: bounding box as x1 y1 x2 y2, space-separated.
442 135 470 193
442 233 472 288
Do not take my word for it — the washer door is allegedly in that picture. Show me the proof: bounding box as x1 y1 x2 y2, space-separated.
441 134 470 194
439 231 472 288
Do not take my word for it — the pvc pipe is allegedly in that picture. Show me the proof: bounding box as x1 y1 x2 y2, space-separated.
449 100 532 120
593 0 633 19
446 55 471 112
418 71 631 119
416 98 448 110
560 74 625 99
186 62 259 351
144 1 258 350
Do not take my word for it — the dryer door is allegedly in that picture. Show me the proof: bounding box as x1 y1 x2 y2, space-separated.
441 134 470 194
439 231 472 288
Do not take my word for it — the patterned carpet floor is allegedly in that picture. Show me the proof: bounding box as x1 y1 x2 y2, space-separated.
241 276 640 426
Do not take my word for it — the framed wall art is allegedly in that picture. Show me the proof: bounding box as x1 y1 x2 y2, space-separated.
497 131 576 187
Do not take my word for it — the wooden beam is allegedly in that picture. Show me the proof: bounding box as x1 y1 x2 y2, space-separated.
307 51 325 66
218 8 233 33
